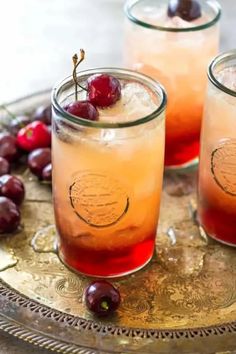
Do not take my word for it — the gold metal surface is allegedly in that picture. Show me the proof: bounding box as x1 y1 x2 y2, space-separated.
0 168 235 331
0 91 236 354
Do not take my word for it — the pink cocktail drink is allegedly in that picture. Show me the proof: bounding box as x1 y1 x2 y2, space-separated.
52 69 166 277
124 0 221 168
198 51 236 246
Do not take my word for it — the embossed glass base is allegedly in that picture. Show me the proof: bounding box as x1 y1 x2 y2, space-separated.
200 226 236 247
58 247 153 278
198 202 236 246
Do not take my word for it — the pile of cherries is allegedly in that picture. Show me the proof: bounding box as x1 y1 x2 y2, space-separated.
0 105 52 234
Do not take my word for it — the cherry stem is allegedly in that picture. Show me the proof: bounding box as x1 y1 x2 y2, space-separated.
0 104 16 119
101 301 109 311
72 49 88 101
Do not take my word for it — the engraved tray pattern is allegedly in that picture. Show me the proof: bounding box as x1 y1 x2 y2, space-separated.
0 91 235 354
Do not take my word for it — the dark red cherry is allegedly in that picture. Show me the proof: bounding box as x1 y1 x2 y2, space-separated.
9 115 32 136
65 100 99 121
42 163 52 182
85 280 121 316
0 197 20 234
167 0 201 21
33 105 52 125
28 148 51 179
0 133 19 162
0 175 25 205
0 157 10 176
87 74 121 107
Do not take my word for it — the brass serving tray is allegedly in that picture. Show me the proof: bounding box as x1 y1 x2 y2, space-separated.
0 91 236 354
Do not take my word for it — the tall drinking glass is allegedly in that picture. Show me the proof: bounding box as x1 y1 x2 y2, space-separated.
124 0 221 169
52 68 166 277
198 51 236 246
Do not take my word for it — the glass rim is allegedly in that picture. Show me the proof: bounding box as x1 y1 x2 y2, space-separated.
208 50 236 98
51 68 167 129
124 0 221 32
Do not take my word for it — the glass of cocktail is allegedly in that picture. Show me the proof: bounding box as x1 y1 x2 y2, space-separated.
51 68 166 277
198 50 236 246
124 0 221 169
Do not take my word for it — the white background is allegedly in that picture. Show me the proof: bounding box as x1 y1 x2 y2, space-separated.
0 0 234 103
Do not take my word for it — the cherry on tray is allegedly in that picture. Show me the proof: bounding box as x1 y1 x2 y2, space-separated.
28 147 51 179
33 105 52 126
17 121 51 152
0 175 25 205
42 163 52 182
0 133 19 162
0 196 21 234
85 280 121 317
0 157 10 176
9 115 32 136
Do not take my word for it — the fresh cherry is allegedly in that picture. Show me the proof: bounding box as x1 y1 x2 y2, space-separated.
0 196 20 234
0 175 25 205
33 105 51 125
17 121 51 152
167 0 201 21
28 148 51 179
85 280 121 316
65 100 99 121
0 133 19 162
0 157 10 176
9 115 32 136
87 74 121 107
42 163 52 182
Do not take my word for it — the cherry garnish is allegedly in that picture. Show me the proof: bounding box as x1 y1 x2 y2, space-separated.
64 101 99 121
85 280 121 317
0 133 19 162
167 0 201 21
33 105 51 125
9 115 32 136
0 196 20 234
17 121 51 152
87 74 121 107
42 163 52 182
28 148 51 179
0 157 10 176
0 175 25 205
